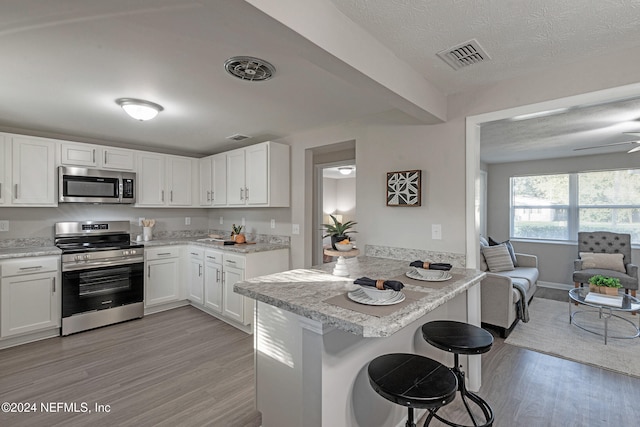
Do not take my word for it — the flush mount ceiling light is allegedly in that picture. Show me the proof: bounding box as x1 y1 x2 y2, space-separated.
115 98 164 121
338 166 355 175
224 56 275 81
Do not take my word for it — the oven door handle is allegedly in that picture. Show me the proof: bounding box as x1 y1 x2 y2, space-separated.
62 256 144 272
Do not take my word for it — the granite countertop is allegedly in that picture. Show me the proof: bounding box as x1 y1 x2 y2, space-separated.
0 246 61 260
137 237 289 254
234 256 485 337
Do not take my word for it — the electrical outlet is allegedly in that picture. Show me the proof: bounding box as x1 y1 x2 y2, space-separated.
292 224 300 235
432 224 442 240
138 217 145 226
219 216 224 225
242 217 245 226
270 219 276 229
185 217 191 225
0 220 8 232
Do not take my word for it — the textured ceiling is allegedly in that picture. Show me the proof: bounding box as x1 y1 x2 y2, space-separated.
1 0 640 160
330 0 640 95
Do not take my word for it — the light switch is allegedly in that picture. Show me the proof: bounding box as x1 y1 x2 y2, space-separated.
270 219 276 229
241 217 246 226
219 216 224 225
432 224 442 240
292 224 300 235
185 217 191 225
0 220 8 232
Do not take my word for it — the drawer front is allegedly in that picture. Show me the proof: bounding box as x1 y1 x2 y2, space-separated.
205 250 223 265
223 253 245 269
146 247 181 261
188 248 204 260
1 256 59 277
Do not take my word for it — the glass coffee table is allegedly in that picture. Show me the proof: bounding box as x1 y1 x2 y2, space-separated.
569 287 640 345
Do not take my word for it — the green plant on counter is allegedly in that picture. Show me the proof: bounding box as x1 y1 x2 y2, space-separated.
322 214 357 239
588 275 622 288
232 224 244 235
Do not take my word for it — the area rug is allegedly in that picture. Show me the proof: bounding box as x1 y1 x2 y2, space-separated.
505 298 640 378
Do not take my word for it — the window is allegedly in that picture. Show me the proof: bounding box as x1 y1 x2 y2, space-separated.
510 169 640 244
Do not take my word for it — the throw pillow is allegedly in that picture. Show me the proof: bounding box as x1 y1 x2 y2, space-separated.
488 237 518 267
579 252 626 273
482 244 515 272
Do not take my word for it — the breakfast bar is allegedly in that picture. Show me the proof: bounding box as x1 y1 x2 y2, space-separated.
234 256 485 427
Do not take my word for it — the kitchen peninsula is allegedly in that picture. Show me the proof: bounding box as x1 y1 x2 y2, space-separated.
234 255 485 427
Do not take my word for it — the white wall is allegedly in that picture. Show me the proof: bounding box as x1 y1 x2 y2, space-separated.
280 44 640 269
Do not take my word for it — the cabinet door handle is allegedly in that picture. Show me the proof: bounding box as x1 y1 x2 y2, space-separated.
148 266 151 277
51 277 56 293
222 271 226 283
216 270 220 282
206 190 210 202
158 252 172 256
190 252 198 256
170 190 173 202
245 187 249 200
161 190 165 202
104 151 107 164
92 149 96 164
227 260 236 265
199 264 203 277
211 191 214 201
14 184 18 199
240 188 243 200
0 183 2 198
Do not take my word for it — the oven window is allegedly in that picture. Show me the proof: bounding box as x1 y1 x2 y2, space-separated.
79 267 131 297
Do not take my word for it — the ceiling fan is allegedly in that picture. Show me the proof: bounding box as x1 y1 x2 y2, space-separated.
573 132 640 153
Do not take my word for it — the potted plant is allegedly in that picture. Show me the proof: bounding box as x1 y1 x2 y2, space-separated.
322 214 357 249
588 275 622 296
231 224 246 244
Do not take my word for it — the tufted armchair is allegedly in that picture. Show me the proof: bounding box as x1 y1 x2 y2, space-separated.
573 231 638 298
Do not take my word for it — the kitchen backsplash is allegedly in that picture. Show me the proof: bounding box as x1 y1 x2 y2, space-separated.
364 244 466 268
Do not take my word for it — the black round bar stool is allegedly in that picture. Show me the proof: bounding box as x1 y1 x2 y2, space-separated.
421 320 494 427
368 353 458 427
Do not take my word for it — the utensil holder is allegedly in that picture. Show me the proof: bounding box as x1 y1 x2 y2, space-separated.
143 227 153 241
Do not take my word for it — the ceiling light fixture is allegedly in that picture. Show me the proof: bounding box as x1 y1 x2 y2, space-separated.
116 98 164 121
338 166 354 175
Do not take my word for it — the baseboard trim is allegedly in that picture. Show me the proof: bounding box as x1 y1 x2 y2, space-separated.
537 281 572 290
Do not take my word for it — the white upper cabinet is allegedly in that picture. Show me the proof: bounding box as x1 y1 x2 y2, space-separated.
137 152 195 207
225 141 289 208
166 156 193 206
212 153 227 206
10 136 57 206
0 135 7 204
227 148 246 206
60 142 135 170
137 152 166 206
199 156 213 206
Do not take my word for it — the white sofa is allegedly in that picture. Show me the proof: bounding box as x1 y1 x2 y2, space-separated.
479 239 539 338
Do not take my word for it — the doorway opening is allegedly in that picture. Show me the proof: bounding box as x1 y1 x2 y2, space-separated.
311 141 356 265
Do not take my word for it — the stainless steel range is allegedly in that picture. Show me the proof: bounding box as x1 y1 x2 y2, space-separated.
55 221 144 335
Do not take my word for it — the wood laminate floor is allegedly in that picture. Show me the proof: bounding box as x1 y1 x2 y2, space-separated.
0 307 259 427
1 291 639 427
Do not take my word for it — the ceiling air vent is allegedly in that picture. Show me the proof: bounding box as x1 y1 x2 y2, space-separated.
437 39 490 70
224 56 275 82
226 134 251 142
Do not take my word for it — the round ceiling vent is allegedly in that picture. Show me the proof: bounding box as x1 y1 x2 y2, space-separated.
224 56 275 82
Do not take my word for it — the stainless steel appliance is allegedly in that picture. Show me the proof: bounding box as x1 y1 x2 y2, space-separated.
59 166 136 204
55 221 144 335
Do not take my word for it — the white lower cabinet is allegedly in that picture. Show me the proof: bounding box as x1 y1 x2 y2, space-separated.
204 250 223 313
198 247 289 330
0 256 60 339
221 254 246 324
144 247 181 308
187 248 205 305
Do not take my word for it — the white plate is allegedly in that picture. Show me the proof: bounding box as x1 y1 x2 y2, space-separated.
405 268 452 282
360 286 397 300
347 288 406 306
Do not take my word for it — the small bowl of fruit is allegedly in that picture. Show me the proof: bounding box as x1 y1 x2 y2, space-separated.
334 239 353 252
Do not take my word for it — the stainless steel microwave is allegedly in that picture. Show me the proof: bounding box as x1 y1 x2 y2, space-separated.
59 166 136 204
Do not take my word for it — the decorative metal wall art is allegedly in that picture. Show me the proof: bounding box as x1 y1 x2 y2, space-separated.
386 170 422 206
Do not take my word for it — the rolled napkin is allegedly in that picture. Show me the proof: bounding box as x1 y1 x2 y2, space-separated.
409 260 452 271
354 277 404 291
